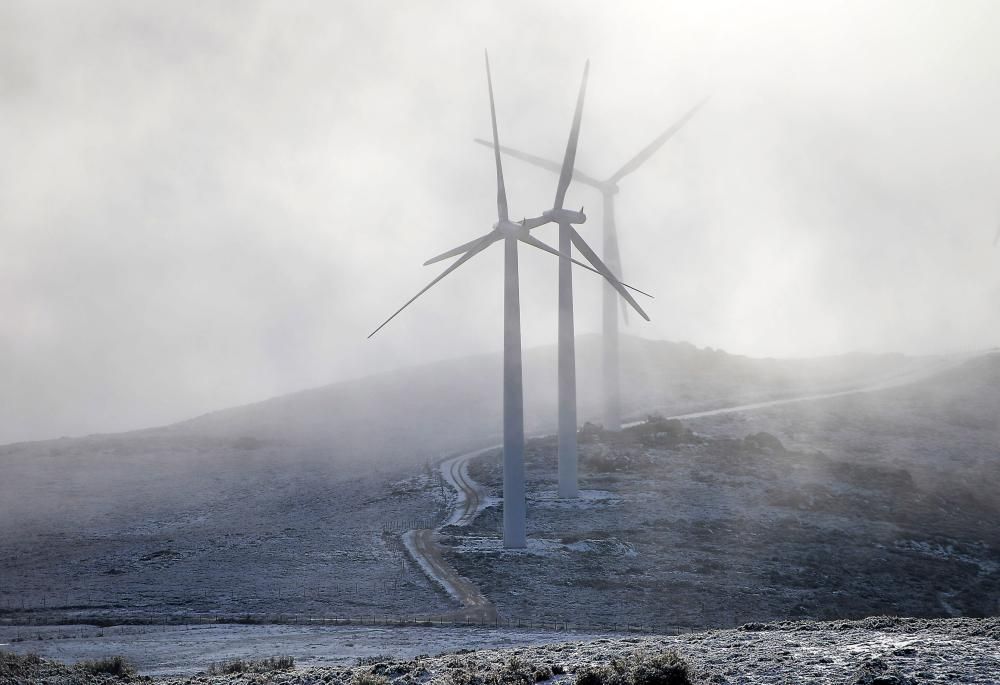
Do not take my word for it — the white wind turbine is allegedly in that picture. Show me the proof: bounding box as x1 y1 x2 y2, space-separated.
512 61 652 498
476 97 707 432
370 53 649 547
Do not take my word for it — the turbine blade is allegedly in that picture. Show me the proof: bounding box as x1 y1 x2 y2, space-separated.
570 227 651 320
485 51 508 222
518 231 652 298
517 233 602 277
607 96 710 185
368 236 497 338
473 139 605 188
423 231 495 266
554 60 590 210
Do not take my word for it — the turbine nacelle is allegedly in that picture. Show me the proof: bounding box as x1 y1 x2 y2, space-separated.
543 207 586 225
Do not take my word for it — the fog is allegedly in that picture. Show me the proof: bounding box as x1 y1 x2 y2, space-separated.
3 1 1000 444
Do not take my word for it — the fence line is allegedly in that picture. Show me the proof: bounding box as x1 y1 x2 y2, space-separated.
0 610 683 636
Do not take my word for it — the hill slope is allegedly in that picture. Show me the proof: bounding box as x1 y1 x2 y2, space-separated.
0 336 924 529
0 337 959 626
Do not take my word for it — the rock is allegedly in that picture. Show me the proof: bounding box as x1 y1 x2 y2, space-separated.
851 657 915 685
742 432 785 453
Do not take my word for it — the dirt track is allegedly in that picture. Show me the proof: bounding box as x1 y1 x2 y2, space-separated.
400 447 498 622
405 528 496 622
442 449 492 526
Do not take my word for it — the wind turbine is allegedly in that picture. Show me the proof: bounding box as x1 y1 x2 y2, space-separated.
429 62 653 500
476 97 708 431
369 53 648 548
521 61 652 498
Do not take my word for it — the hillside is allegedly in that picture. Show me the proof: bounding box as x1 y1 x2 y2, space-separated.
0 338 967 627
0 336 925 530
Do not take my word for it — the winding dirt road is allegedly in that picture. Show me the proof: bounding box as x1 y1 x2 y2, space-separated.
402 447 499 622
440 449 494 526
650 357 960 423
404 527 496 622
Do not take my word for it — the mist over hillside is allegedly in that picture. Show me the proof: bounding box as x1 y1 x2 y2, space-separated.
0 339 994 650
0 336 931 529
0 335 926 529
168 333 923 453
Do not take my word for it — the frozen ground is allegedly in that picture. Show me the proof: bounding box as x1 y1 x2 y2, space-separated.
0 460 453 622
0 623 609 677
443 355 1000 630
3 617 998 683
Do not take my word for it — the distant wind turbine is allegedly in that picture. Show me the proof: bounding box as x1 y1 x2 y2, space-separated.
370 53 647 548
475 97 708 431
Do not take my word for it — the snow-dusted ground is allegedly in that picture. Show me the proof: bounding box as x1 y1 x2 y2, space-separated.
0 623 610 677
442 355 1000 630
4 617 998 683
2 346 997 680
0 462 454 622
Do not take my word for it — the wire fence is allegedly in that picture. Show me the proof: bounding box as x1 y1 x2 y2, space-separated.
382 518 438 533
0 608 680 636
0 583 697 636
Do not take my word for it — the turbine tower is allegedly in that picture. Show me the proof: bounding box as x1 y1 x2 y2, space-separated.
370 53 647 548
476 97 707 431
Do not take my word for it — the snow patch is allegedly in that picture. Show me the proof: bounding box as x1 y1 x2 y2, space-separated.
565 539 638 557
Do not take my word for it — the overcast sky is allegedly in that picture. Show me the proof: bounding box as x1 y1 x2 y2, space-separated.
3 1 1000 443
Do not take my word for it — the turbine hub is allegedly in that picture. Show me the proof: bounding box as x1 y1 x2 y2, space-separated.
495 220 522 238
